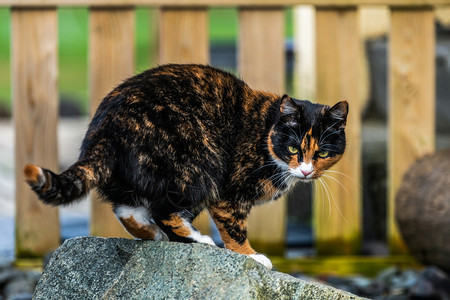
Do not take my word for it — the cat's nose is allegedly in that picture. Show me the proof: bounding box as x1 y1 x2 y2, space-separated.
299 162 314 177
301 169 312 176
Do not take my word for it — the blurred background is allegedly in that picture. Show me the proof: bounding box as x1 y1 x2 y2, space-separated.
0 3 449 299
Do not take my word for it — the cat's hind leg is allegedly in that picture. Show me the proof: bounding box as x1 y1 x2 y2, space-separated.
114 205 168 241
154 211 215 246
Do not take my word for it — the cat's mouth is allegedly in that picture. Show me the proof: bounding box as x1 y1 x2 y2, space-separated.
289 162 316 181
291 172 314 181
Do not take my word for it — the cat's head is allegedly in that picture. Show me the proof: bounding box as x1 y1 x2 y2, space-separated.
268 95 348 181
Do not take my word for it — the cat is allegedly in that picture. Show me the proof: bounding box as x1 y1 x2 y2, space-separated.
24 64 348 269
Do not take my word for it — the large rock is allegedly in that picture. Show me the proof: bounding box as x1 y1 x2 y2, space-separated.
396 150 450 273
34 237 363 299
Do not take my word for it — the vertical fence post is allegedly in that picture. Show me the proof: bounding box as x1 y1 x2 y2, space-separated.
159 7 209 64
314 7 362 255
12 8 60 258
89 7 135 238
239 7 286 255
294 5 316 100
388 7 435 254
159 7 211 235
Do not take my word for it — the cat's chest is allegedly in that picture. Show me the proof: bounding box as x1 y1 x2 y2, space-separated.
254 176 297 204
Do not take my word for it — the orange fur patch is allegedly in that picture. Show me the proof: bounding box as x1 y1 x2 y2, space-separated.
209 206 236 224
312 154 343 178
79 165 95 182
23 164 42 186
220 230 255 255
161 214 191 238
143 116 155 128
288 154 300 170
255 179 278 203
210 215 255 255
300 129 319 164
119 216 160 240
209 206 255 255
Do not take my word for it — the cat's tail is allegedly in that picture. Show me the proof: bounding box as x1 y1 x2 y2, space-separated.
23 160 108 206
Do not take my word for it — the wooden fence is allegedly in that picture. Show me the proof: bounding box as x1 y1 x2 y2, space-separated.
2 0 440 262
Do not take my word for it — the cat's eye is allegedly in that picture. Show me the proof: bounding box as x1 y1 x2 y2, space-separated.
318 151 329 158
288 146 299 154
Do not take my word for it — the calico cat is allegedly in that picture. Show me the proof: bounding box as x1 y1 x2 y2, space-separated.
24 64 348 269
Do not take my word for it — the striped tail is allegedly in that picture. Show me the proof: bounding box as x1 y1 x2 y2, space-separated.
24 162 100 206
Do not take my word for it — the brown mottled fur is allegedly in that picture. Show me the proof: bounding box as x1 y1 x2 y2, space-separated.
119 216 162 240
24 64 348 269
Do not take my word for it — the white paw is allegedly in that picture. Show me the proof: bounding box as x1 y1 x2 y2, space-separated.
197 235 216 246
188 231 216 246
250 254 273 269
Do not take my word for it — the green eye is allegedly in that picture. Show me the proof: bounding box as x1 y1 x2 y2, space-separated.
318 151 329 158
288 146 299 154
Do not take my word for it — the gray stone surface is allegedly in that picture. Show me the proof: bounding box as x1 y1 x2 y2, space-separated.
34 237 363 300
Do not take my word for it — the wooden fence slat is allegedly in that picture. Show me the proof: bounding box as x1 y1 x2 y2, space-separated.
388 7 435 254
89 7 135 238
294 5 316 100
12 8 60 258
159 7 211 235
314 7 362 255
239 7 286 255
159 7 209 64
2 0 449 8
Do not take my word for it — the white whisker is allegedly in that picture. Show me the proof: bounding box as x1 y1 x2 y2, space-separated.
322 174 351 196
313 180 325 223
323 170 363 189
321 177 349 224
251 171 290 203
320 178 332 221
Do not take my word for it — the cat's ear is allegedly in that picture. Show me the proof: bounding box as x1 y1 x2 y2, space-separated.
328 101 348 129
280 95 298 116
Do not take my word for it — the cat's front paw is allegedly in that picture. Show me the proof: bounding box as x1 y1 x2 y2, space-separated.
196 234 216 246
249 253 273 269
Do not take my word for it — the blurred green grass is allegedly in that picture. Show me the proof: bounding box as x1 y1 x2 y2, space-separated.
0 9 10 112
0 8 293 115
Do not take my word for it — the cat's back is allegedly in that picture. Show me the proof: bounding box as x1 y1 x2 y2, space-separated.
144 64 238 82
87 65 247 135
84 64 252 155
92 64 247 125
125 64 246 102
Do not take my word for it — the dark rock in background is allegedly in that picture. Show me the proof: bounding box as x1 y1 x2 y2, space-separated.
396 150 450 273
410 267 450 300
0 263 40 300
295 267 450 300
